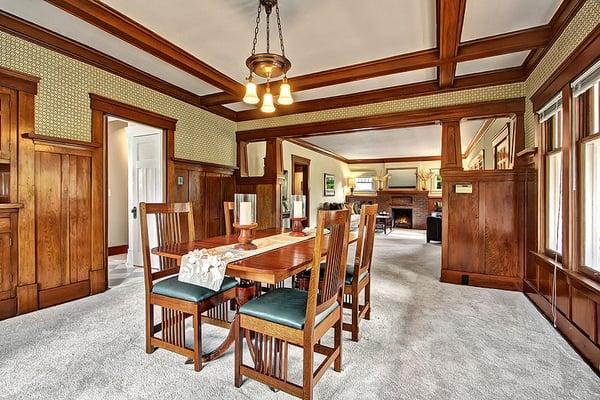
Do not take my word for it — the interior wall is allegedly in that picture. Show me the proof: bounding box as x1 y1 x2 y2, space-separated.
246 141 266 177
107 120 129 248
464 118 512 170
0 31 237 166
282 141 350 225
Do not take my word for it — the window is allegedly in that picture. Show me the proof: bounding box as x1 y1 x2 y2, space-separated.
355 177 375 192
539 95 563 255
573 61 600 273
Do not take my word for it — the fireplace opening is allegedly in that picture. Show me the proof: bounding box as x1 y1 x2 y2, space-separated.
392 208 413 228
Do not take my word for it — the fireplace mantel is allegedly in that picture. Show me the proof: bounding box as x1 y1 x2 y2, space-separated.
346 190 430 229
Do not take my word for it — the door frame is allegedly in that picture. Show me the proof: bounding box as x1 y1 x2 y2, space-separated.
291 154 311 226
90 94 177 291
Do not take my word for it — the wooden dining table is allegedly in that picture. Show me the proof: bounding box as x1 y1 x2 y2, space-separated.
151 228 357 361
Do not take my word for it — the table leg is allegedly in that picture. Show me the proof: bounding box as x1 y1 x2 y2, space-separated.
199 282 257 362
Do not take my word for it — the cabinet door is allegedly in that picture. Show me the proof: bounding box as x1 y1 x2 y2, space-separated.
0 88 16 161
0 215 16 301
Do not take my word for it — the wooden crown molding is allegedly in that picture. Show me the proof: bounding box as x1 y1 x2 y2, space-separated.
0 66 40 94
22 132 101 148
44 0 244 96
523 0 587 76
437 0 466 88
531 23 600 112
171 157 237 174
286 138 348 163
347 155 442 164
236 66 525 121
237 97 526 142
0 11 236 121
90 94 177 130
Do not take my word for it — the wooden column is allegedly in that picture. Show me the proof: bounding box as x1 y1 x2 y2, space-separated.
440 120 463 172
264 138 284 178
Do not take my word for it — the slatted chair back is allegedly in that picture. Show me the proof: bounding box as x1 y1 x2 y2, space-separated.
139 202 196 289
223 201 235 235
353 204 378 280
305 209 350 328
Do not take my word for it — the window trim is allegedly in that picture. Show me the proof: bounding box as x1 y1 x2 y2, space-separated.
578 133 600 278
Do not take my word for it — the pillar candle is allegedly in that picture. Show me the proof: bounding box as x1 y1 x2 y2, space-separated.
293 200 303 218
239 201 252 225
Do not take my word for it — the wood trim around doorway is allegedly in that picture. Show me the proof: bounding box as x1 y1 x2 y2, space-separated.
291 154 311 227
90 94 177 292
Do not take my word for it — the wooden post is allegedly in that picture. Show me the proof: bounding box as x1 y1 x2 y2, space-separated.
440 120 463 173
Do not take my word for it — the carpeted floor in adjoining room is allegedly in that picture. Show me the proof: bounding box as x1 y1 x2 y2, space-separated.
0 229 598 400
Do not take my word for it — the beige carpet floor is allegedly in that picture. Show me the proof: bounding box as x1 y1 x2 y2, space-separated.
0 229 598 399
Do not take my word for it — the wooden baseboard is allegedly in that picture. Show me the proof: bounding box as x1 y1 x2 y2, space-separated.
108 244 128 256
0 297 16 320
16 283 38 314
525 285 600 371
90 269 106 295
38 281 90 309
440 270 523 291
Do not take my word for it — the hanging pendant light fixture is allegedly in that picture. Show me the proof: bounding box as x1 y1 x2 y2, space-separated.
243 0 293 112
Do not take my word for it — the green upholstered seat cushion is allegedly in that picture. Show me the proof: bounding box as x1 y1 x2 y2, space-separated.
239 288 339 330
152 276 238 303
304 262 369 285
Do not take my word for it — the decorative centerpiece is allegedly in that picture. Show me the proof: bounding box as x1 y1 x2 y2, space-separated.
232 193 258 250
289 194 307 236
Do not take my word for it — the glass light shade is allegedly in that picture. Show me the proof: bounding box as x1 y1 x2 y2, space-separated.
234 193 257 225
347 177 356 188
243 81 259 104
261 92 276 113
277 83 294 105
290 194 306 218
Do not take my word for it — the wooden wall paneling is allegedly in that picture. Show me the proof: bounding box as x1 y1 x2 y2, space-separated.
16 92 37 314
0 87 16 162
189 170 207 239
172 167 189 202
90 109 105 294
0 211 17 320
205 172 223 237
571 286 597 342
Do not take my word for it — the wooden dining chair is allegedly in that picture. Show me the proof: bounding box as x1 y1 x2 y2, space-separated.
343 203 377 341
139 202 238 372
223 201 234 235
235 209 351 400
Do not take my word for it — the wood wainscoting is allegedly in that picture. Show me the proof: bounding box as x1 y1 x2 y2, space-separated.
171 158 236 239
441 169 525 291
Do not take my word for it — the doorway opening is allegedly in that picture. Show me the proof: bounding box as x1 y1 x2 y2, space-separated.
291 155 311 227
106 116 165 287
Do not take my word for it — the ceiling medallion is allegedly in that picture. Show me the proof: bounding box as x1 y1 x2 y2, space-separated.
243 0 293 112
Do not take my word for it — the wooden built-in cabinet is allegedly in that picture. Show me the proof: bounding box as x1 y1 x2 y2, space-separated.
172 158 236 239
0 210 18 320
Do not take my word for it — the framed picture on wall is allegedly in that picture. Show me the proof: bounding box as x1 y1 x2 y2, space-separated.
324 173 336 196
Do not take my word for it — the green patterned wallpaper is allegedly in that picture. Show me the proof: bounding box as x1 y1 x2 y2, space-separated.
237 83 525 131
0 31 237 166
524 0 600 148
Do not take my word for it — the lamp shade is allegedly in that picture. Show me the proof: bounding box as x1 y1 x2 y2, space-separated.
277 82 294 105
261 92 276 113
347 177 356 188
243 81 259 104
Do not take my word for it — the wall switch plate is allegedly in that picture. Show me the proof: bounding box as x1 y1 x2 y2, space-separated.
177 176 184 186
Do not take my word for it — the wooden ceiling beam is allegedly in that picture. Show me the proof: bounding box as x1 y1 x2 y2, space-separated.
0 11 237 121
237 98 525 142
44 0 245 96
457 26 550 61
235 67 525 121
286 138 349 163
437 0 467 88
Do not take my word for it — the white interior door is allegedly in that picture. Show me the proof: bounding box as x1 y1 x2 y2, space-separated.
127 128 164 267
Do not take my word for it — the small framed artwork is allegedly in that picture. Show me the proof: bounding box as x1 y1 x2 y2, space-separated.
323 173 336 196
468 149 485 170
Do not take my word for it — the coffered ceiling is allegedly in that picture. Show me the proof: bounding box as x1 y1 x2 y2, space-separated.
0 0 579 121
301 119 485 160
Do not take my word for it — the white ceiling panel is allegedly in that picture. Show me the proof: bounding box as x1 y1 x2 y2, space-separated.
0 0 220 95
461 0 562 42
102 0 437 80
302 119 485 159
456 51 529 76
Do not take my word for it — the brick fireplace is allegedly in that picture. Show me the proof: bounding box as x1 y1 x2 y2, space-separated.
347 190 429 229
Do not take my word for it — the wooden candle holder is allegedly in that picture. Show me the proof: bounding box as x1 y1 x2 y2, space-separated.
232 223 258 250
289 217 307 237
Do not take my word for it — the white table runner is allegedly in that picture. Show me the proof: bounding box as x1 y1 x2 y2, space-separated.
178 232 315 290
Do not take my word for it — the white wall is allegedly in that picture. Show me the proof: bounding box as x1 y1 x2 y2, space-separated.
283 141 350 226
247 141 266 176
464 117 513 169
107 120 129 247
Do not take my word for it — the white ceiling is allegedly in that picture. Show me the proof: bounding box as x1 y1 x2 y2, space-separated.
0 0 220 95
456 51 529 76
102 0 438 80
302 120 484 159
461 0 562 42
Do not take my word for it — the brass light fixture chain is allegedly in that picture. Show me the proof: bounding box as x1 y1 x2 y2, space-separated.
251 2 261 56
266 5 271 54
276 2 285 58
